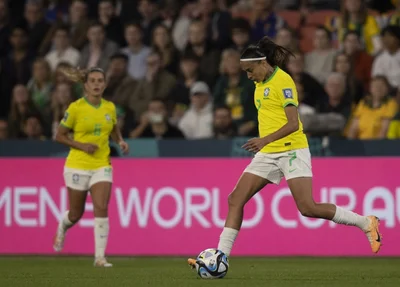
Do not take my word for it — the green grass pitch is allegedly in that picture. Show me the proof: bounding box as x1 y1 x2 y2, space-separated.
0 257 399 287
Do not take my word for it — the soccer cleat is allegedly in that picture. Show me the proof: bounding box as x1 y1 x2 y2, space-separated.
53 230 65 252
187 258 198 269
364 216 382 254
94 258 113 267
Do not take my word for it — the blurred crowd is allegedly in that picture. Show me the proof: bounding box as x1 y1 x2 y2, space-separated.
1 0 400 141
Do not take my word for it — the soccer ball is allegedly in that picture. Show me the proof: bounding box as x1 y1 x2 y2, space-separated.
195 248 229 279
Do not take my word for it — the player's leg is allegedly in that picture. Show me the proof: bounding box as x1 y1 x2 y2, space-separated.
89 167 113 267
54 169 90 252
217 172 270 255
188 153 280 267
283 149 381 253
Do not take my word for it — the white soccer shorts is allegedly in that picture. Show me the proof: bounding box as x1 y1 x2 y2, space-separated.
63 166 113 191
243 148 313 184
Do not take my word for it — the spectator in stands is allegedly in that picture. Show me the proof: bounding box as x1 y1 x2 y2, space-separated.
171 1 198 52
194 0 232 50
0 118 7 140
184 20 220 88
326 0 382 55
0 25 34 118
0 0 11 58
44 0 69 23
78 22 119 71
304 26 337 85
384 0 400 26
159 0 180 29
45 25 80 71
286 52 327 108
68 0 90 50
342 31 373 91
333 52 364 104
249 0 285 42
27 58 53 123
295 81 316 117
178 81 213 139
130 98 184 139
275 27 298 52
213 105 237 139
348 75 398 139
21 114 46 140
319 73 352 120
53 62 83 99
372 25 400 89
104 53 135 102
301 73 350 136
213 49 257 136
115 104 136 138
230 17 251 53
8 84 39 138
152 24 180 75
50 82 75 138
169 52 203 126
138 0 163 46
125 50 176 122
22 0 50 55
98 0 125 47
387 111 400 139
121 22 151 80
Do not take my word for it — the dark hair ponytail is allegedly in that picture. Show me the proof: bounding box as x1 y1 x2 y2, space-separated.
241 36 294 68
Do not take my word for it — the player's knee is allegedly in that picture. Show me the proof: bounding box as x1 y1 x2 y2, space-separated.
69 209 84 223
298 203 317 218
227 189 246 209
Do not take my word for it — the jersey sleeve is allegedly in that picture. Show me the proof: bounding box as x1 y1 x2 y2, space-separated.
280 86 298 108
111 103 117 125
60 103 77 129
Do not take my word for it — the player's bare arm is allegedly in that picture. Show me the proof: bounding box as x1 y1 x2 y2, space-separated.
242 105 299 153
110 125 129 154
55 124 98 154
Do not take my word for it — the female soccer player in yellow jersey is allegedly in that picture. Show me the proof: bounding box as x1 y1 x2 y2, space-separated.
53 67 129 267
188 36 382 268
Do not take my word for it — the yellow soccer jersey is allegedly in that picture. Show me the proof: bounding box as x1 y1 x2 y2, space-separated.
60 97 117 170
254 67 308 153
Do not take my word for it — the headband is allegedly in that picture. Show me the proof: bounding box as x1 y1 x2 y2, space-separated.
240 57 266 62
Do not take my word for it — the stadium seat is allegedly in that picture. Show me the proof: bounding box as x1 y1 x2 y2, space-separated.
278 10 301 29
299 25 316 53
306 10 340 27
231 11 251 20
367 9 381 16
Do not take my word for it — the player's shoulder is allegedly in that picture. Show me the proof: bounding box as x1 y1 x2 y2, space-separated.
267 67 295 90
275 67 294 83
66 98 85 112
100 98 116 111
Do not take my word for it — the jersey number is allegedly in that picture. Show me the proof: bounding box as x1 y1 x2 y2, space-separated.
93 124 102 136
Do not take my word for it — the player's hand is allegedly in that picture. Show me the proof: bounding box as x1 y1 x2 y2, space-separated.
80 143 99 154
242 137 269 153
119 140 129 154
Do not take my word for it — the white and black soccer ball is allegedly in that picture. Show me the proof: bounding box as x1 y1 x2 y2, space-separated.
195 248 229 279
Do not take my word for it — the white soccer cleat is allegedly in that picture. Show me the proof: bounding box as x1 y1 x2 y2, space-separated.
53 230 65 252
94 257 113 267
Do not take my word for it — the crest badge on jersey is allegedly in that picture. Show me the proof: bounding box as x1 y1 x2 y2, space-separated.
105 114 111 121
283 88 293 99
263 88 270 98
